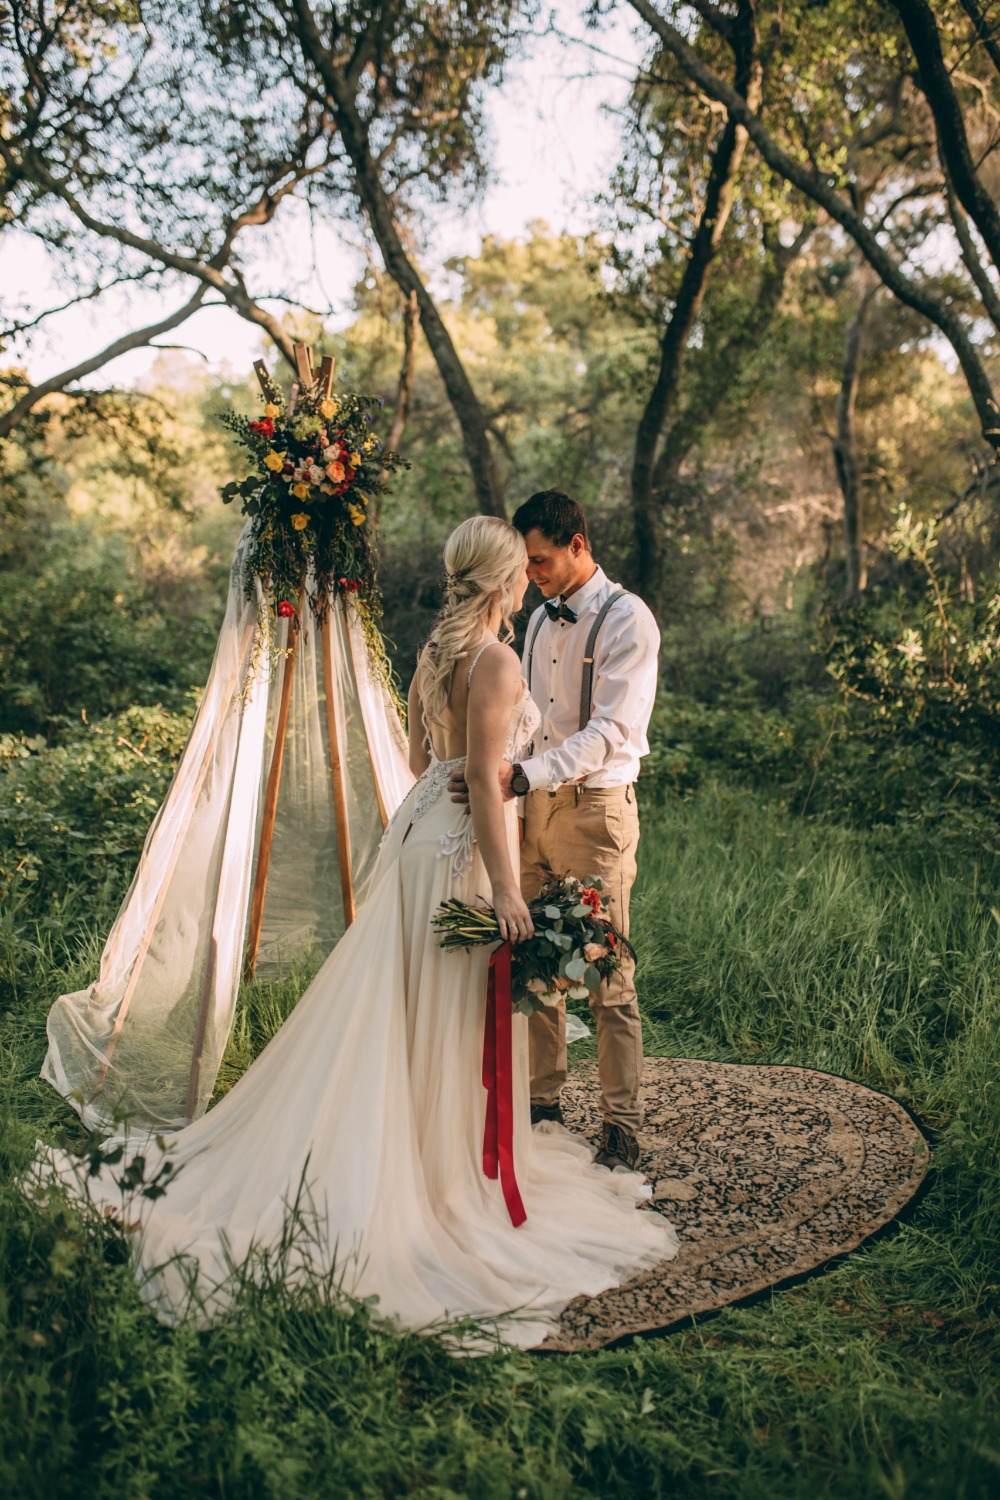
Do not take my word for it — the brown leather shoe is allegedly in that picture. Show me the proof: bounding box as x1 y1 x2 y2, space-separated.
594 1121 641 1170
530 1100 565 1127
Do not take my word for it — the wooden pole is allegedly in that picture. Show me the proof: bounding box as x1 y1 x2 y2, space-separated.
293 341 314 388
318 355 335 397
185 935 218 1121
345 610 389 830
252 359 271 397
94 618 258 1091
242 588 305 980
321 603 356 927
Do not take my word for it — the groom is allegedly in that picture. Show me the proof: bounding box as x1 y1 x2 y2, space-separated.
456 488 660 1171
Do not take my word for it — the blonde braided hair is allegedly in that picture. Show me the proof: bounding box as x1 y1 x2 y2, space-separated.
420 515 526 732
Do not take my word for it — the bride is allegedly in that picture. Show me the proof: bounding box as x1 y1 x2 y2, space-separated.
52 516 678 1349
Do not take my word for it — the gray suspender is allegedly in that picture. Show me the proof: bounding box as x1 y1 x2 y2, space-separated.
524 611 546 699
580 589 626 730
525 588 628 732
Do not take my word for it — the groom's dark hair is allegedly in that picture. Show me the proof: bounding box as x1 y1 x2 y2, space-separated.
511 488 590 550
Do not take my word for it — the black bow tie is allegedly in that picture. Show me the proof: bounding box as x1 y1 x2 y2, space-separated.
544 599 578 624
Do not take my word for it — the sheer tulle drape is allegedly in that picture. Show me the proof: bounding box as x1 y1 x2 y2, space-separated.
40 683 678 1350
42 527 413 1132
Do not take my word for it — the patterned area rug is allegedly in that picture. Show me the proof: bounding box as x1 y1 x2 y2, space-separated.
538 1057 931 1353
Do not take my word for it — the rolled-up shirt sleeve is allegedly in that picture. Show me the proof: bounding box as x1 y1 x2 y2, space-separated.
518 605 659 790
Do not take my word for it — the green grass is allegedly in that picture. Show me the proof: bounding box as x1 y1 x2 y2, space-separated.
1 782 998 1498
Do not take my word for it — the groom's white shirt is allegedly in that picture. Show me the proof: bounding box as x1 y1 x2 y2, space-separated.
517 565 660 791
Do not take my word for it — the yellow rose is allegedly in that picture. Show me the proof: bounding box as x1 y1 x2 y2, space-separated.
349 450 361 467
348 503 366 527
320 398 339 419
264 450 286 472
292 481 310 500
264 403 280 419
291 512 310 530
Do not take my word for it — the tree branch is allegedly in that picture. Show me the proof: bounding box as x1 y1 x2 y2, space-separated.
0 283 209 439
0 270 159 339
887 0 1000 269
0 136 303 367
624 0 1000 450
957 0 1000 80
946 181 1000 334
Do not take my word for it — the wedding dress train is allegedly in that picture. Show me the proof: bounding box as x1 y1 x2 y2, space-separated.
49 677 678 1349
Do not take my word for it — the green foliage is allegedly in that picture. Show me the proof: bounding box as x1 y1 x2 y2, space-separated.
1 789 998 1497
0 520 213 740
823 508 1000 854
642 513 1000 860
0 702 192 915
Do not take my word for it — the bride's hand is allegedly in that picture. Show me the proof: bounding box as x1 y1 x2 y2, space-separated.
494 887 534 945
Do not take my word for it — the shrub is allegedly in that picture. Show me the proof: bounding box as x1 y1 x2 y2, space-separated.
0 518 215 740
0 704 194 920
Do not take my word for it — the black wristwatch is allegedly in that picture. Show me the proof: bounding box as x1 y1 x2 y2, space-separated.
510 763 531 796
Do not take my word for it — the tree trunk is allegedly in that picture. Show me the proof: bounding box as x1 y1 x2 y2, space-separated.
650 222 813 499
833 284 876 600
291 0 506 518
375 289 418 530
630 0 761 607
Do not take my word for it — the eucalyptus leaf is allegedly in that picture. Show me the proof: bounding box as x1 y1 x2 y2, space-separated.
564 955 588 981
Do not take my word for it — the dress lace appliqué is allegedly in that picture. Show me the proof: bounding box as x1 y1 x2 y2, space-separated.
390 684 541 879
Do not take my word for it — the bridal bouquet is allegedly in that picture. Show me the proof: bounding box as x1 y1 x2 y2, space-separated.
433 875 630 1016
219 363 406 681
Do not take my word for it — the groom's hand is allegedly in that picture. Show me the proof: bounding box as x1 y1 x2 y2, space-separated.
448 763 517 805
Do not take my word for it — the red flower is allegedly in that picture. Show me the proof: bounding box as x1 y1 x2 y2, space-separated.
580 887 602 914
337 577 362 593
277 600 296 618
606 930 617 950
249 417 275 437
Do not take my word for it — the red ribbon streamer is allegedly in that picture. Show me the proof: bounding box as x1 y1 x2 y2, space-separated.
482 941 527 1228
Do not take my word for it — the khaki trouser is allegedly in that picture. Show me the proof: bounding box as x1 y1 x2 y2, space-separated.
521 784 643 1133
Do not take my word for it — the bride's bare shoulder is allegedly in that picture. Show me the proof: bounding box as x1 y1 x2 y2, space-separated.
467 641 520 692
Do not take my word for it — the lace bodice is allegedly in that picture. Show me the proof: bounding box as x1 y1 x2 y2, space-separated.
502 682 542 764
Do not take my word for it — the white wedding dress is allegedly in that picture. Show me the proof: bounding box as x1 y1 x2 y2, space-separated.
50 657 678 1349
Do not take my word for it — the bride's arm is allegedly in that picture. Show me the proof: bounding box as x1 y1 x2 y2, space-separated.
407 659 432 777
466 647 534 944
